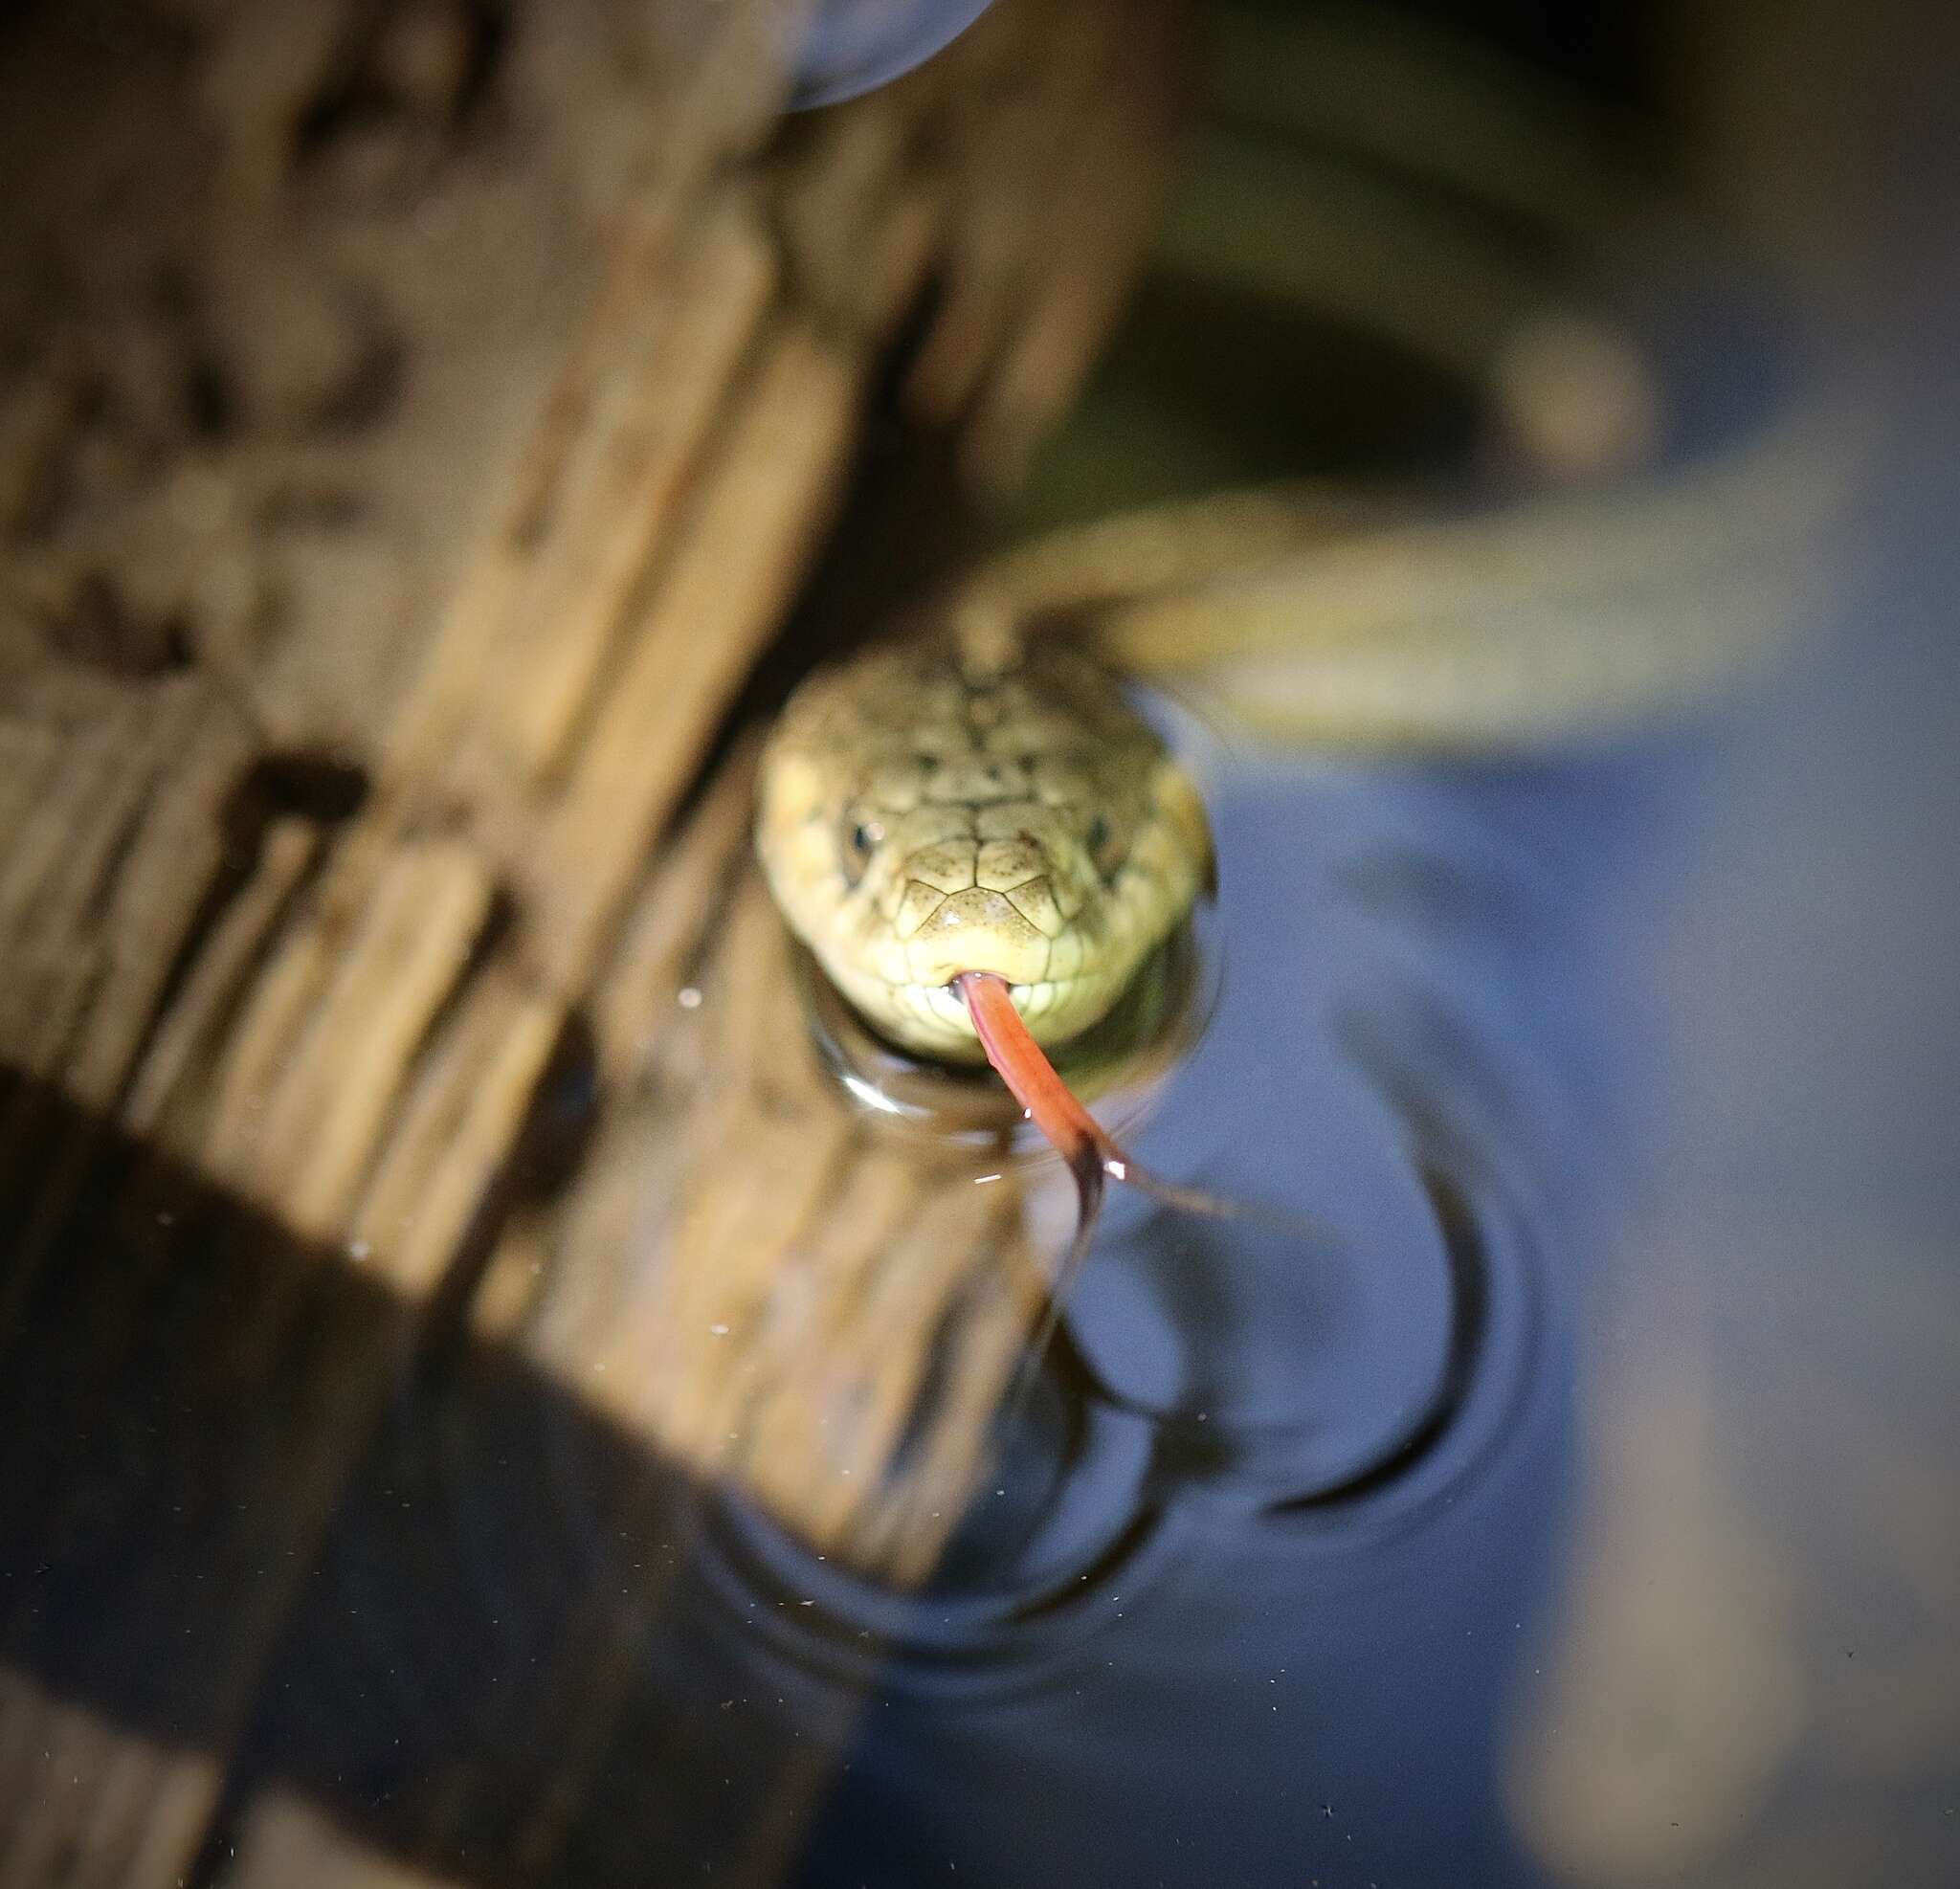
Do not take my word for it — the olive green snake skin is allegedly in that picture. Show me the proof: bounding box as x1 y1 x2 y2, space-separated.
755 11 1854 1060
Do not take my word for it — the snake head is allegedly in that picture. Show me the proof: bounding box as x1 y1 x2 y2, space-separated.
756 640 1212 1060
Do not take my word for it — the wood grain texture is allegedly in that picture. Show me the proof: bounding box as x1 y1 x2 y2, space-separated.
0 1 1169 1882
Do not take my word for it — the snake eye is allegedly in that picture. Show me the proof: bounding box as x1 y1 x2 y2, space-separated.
840 813 881 887
1084 813 1126 886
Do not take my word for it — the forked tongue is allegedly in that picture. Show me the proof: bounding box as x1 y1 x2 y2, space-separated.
953 969 1279 1226
954 969 1344 1425
953 971 1315 1419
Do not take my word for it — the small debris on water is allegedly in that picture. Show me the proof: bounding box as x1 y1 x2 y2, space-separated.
709 1322 729 1335
347 1239 370 1261
677 986 702 1010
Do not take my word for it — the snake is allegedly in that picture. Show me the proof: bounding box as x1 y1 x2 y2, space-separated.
753 9 1854 1074
754 631 1212 1061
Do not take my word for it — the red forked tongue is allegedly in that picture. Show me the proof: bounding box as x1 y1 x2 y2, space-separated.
954 971 1336 1421
954 969 1127 1191
953 969 1284 1232
956 970 1348 1427
954 969 1120 1415
954 969 1305 1417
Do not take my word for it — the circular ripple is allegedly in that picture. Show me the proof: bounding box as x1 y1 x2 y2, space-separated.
695 1384 1177 1695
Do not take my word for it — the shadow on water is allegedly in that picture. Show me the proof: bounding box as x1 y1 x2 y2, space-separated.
0 1069 854 1886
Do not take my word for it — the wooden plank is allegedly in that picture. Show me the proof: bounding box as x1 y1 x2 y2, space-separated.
527 315 860 982
0 4 836 1883
0 1 1169 1881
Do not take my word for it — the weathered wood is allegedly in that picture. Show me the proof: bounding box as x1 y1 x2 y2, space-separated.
0 1 1171 1882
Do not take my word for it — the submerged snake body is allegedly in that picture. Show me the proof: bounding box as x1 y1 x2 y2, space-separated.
754 637 1211 1059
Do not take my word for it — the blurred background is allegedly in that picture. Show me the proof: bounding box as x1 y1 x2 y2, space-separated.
0 2 1953 1887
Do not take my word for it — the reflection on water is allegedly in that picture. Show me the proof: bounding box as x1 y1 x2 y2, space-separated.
790 0 999 108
